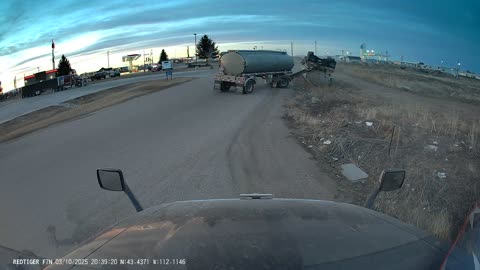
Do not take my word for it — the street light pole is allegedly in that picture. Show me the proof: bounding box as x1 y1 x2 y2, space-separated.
457 60 461 77
194 33 197 64
51 40 55 70
107 51 110 68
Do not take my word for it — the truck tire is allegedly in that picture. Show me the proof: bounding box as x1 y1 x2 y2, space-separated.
243 80 255 94
277 77 290 88
220 82 231 92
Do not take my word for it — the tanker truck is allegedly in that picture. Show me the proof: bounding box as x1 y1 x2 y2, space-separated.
214 50 294 94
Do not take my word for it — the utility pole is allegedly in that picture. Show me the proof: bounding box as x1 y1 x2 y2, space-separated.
107 51 110 68
143 50 146 72
290 41 293 56
457 59 461 77
51 40 55 70
315 40 317 55
194 33 197 64
401 55 404 64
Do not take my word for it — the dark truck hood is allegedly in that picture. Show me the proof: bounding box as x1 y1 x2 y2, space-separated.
48 199 450 270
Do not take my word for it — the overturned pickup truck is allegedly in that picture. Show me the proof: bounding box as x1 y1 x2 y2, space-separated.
301 51 336 80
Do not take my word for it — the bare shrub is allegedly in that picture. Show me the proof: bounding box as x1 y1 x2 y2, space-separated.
286 71 480 240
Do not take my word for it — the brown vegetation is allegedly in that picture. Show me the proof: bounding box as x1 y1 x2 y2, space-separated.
285 66 480 240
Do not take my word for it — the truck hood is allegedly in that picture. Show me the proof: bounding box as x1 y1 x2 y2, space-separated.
47 199 451 270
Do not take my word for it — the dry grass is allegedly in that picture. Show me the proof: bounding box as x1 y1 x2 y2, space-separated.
285 72 480 240
340 62 480 104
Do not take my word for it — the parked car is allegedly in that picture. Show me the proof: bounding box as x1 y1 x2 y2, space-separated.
109 69 121 77
151 65 162 72
91 71 107 80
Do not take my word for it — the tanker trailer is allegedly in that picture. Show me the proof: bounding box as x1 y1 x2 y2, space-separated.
214 50 294 94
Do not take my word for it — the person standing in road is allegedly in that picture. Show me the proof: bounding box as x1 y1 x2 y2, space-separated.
165 68 173 80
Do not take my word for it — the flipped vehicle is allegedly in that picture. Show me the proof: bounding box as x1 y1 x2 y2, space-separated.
301 51 336 84
44 168 476 270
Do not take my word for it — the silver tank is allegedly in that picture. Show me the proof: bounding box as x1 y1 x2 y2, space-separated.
220 50 294 76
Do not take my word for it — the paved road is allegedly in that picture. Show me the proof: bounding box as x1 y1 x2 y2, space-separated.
0 73 336 261
0 69 212 124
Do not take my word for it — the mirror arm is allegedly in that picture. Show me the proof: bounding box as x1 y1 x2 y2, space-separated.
123 184 144 212
365 188 380 209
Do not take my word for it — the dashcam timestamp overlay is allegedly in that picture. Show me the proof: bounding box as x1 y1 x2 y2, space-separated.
13 258 187 266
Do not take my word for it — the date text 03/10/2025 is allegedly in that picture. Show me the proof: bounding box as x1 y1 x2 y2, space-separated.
12 258 187 266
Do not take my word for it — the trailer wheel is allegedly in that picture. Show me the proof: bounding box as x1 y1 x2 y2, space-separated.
277 77 290 88
220 82 231 92
243 80 255 94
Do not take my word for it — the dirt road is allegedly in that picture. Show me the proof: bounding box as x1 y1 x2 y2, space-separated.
0 74 337 262
0 69 213 125
0 78 193 143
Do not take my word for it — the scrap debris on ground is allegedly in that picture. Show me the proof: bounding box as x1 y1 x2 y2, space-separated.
285 63 480 240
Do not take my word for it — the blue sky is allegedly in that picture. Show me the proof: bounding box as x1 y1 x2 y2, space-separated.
0 0 479 91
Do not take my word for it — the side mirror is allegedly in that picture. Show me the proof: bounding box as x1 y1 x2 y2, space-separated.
365 169 406 209
97 169 125 191
96 168 143 212
378 169 405 191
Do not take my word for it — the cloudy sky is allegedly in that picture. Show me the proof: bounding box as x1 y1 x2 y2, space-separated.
0 0 478 91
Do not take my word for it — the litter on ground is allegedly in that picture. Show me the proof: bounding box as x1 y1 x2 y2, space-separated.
424 145 438 152
341 163 369 182
437 172 447 179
